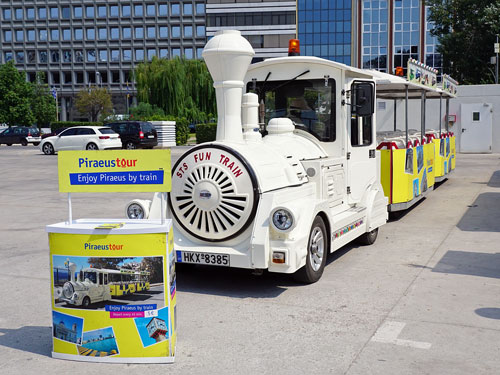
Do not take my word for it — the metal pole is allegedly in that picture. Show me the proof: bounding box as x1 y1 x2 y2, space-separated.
405 85 409 147
496 34 499 84
67 192 72 225
445 98 450 133
439 93 442 136
160 192 165 225
421 91 426 145
393 98 397 131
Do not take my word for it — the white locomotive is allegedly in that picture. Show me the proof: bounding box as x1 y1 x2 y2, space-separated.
126 30 387 283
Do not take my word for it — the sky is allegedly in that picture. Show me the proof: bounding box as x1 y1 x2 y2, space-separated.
134 307 169 347
83 326 115 342
52 310 83 339
53 255 145 271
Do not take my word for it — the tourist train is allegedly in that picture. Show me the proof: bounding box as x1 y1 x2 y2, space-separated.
125 30 456 283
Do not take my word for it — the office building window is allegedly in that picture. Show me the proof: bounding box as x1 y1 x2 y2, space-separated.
98 28 107 40
62 7 70 19
27 51 35 63
27 30 35 42
148 49 156 60
88 72 96 85
136 49 144 61
3 30 12 42
196 3 205 15
123 49 132 61
15 30 23 42
4 52 13 62
16 51 24 63
172 26 180 38
159 4 168 16
134 5 143 17
87 50 96 62
196 25 205 37
362 0 388 71
159 26 168 38
38 8 46 20
27 8 35 20
63 71 72 84
111 71 120 83
172 4 180 16
62 28 71 41
76 72 84 84
185 48 193 59
39 51 48 63
86 6 94 18
110 6 119 17
39 29 47 41
111 49 119 61
425 6 442 78
15 8 23 20
50 29 59 41
86 28 95 40
393 0 419 74
62 50 72 63
52 72 60 84
74 28 83 40
135 27 144 38
123 27 131 39
74 6 82 18
184 26 192 38
122 5 131 17
75 50 84 62
160 48 168 58
51 50 60 63
50 7 58 19
110 28 119 40
99 50 108 62
147 26 155 38
172 48 181 57
98 6 107 18
184 4 192 15
3 8 11 21
147 4 155 16
197 48 203 59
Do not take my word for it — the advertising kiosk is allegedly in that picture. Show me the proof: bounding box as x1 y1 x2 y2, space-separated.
48 150 176 363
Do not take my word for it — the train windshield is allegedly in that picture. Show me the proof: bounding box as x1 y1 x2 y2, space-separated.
83 271 97 284
247 78 336 142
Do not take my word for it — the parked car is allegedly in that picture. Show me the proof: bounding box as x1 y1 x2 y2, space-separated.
106 121 157 149
40 126 121 155
0 126 41 146
41 127 68 139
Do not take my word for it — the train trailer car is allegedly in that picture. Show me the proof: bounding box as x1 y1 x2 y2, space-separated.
126 30 388 283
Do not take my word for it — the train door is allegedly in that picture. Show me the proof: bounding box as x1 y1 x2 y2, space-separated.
346 80 377 203
460 103 492 153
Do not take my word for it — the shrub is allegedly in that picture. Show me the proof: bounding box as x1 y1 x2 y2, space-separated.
196 123 217 144
50 121 103 131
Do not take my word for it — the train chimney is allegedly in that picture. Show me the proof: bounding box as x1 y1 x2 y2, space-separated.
202 30 255 143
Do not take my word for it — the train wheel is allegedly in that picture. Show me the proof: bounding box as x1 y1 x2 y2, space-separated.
82 297 91 308
294 216 327 284
356 228 378 245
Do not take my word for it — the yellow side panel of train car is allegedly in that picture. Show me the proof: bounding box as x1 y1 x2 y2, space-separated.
392 149 413 204
379 149 392 203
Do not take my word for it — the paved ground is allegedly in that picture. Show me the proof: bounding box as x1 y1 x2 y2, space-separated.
0 145 499 374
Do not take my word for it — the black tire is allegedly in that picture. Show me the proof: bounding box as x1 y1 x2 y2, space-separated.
6 143 12 146
82 297 91 308
294 216 328 284
356 228 379 245
125 141 136 150
33 142 40 146
42 142 54 155
86 143 98 150
21 139 28 146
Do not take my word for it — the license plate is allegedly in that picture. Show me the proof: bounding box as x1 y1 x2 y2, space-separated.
147 135 154 138
176 251 230 266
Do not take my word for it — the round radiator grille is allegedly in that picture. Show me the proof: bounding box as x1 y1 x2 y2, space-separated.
169 145 259 242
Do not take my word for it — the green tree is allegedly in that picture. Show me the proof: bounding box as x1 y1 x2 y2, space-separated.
427 0 500 84
140 257 164 284
134 57 216 122
75 86 113 122
129 102 165 120
0 61 35 126
87 257 134 270
30 72 57 128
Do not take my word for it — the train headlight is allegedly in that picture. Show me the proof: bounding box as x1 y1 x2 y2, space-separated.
271 208 295 232
126 200 150 219
63 282 74 299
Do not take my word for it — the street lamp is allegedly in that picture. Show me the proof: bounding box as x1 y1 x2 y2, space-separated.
96 71 102 87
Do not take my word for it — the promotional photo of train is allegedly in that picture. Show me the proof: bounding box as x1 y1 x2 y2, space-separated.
125 30 457 283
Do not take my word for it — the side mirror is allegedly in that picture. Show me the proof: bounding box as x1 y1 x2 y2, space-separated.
352 82 374 116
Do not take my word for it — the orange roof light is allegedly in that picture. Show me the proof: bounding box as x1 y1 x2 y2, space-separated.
395 66 404 76
288 39 300 56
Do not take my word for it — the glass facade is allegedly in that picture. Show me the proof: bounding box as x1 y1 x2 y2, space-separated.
424 6 442 79
362 0 388 72
393 0 420 74
298 0 352 64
